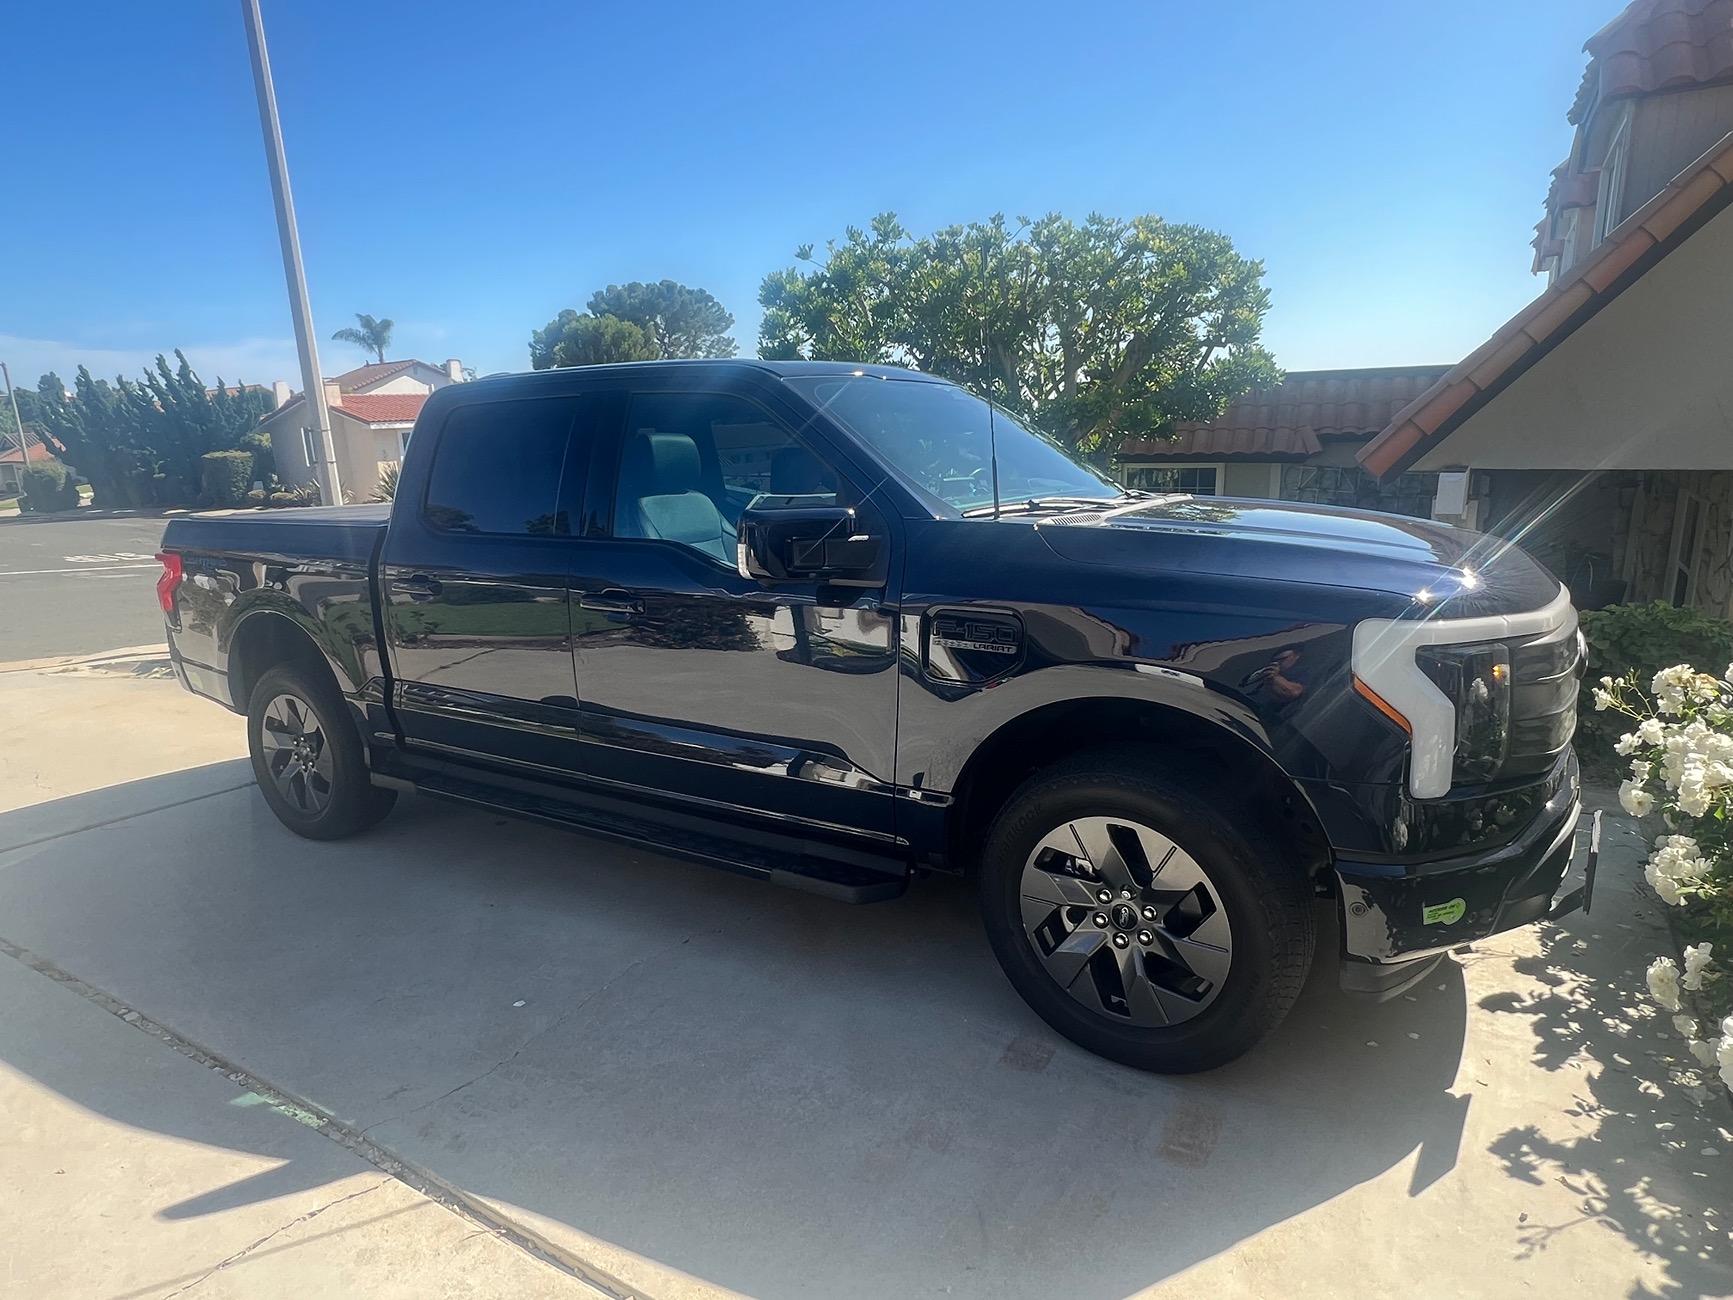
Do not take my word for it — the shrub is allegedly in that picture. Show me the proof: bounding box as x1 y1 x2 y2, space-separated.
148 471 197 506
1579 602 1733 757
289 480 321 507
20 462 78 513
199 450 254 507
267 490 297 506
1595 667 1733 1093
240 430 275 485
245 488 268 506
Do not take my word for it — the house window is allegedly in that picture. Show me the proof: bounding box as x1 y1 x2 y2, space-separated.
1596 114 1631 243
1279 464 1437 519
1122 464 1219 495
1668 489 1705 606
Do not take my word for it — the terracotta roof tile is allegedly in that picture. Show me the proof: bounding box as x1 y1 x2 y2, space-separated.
1119 366 1451 461
1570 0 1733 124
1359 129 1733 481
332 393 425 423
0 439 56 465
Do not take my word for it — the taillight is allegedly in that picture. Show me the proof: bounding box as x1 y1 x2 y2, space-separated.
155 551 183 615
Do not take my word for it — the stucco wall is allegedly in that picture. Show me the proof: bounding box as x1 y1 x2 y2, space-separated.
1415 200 1733 472
363 374 438 396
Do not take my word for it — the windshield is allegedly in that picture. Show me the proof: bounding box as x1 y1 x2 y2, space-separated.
787 375 1123 514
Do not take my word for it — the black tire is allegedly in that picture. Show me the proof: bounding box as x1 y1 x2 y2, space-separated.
246 663 396 840
978 746 1314 1072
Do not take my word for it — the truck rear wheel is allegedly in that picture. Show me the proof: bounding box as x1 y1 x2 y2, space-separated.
246 664 395 840
978 747 1313 1072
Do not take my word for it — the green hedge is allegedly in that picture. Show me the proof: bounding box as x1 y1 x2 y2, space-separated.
20 463 78 514
199 450 254 507
1579 601 1733 756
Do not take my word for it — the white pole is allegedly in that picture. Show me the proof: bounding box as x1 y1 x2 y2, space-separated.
241 0 341 505
0 362 25 460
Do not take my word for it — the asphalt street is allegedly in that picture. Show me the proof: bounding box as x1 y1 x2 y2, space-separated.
0 511 171 661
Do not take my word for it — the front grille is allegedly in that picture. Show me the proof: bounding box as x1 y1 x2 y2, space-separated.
1503 622 1582 779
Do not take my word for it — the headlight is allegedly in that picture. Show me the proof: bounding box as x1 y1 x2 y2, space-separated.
1416 641 1510 783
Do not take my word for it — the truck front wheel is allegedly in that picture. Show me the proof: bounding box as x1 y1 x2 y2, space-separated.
246 664 396 840
978 747 1314 1072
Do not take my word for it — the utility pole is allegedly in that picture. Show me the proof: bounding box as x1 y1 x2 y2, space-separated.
241 0 341 505
0 363 26 463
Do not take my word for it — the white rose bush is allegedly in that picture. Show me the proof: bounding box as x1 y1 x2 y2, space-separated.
1595 664 1733 1091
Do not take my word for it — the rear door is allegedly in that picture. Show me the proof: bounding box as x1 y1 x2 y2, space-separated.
380 388 610 772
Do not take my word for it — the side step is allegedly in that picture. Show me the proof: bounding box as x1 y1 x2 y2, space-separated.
404 765 908 904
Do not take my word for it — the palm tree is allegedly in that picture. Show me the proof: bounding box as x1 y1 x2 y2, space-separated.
330 313 395 364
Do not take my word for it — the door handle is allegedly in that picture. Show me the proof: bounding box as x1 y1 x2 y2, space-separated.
579 588 642 614
396 573 443 599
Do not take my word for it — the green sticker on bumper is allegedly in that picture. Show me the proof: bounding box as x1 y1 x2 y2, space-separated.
1423 897 1466 926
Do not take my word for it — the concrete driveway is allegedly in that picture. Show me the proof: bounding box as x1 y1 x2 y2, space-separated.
2 662 1729 1298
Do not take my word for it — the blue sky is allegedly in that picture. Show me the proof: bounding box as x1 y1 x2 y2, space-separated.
3 0 1606 391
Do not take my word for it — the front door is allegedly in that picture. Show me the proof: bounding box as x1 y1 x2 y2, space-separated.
571 386 900 839
380 390 600 772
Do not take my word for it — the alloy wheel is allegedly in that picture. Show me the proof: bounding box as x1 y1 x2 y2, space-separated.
259 692 335 817
1019 816 1233 1026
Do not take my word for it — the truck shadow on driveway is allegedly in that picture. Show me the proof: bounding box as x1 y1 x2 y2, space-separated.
0 763 1475 1299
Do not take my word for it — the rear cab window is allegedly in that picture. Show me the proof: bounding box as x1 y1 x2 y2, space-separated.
423 397 585 536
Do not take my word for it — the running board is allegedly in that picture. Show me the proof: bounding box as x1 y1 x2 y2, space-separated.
402 766 908 904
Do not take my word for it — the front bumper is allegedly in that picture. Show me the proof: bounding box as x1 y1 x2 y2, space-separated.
1334 750 1583 983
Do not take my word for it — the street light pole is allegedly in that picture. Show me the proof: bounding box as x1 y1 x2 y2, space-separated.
0 363 26 462
240 0 341 505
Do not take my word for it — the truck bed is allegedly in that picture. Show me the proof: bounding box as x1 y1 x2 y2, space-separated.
161 503 389 565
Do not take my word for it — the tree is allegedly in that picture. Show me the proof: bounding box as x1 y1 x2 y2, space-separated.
759 212 1280 462
33 368 136 505
32 352 274 506
585 280 736 358
529 310 661 369
330 312 395 363
529 280 737 370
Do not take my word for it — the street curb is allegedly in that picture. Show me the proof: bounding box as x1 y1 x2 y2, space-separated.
0 644 169 674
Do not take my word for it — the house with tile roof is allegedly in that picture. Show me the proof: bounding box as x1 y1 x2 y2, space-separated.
0 434 61 497
255 357 465 500
1357 0 1733 612
1116 367 1450 517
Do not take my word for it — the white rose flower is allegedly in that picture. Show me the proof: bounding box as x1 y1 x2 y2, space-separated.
1631 759 1652 782
1615 732 1640 756
1645 835 1710 905
1719 1022 1733 1093
1648 956 1683 1012
1638 717 1666 745
1692 1037 1718 1066
1594 688 1614 712
1619 779 1655 817
1683 942 1716 990
1655 664 1697 715
1674 1013 1699 1037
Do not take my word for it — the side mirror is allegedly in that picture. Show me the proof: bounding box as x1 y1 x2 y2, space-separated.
738 497 885 585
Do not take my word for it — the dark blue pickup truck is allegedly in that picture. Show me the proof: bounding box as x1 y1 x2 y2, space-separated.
159 359 1585 1070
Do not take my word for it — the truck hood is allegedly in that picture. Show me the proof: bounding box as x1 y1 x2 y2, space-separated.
1033 495 1562 616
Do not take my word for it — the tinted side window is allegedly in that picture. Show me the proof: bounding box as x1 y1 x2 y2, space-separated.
612 391 839 563
424 397 578 535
